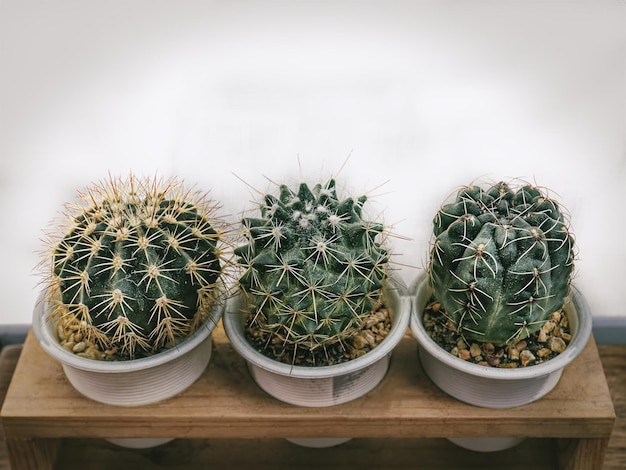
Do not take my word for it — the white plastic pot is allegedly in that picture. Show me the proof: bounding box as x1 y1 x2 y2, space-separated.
32 291 223 407
223 281 410 408
409 273 592 452
410 273 592 409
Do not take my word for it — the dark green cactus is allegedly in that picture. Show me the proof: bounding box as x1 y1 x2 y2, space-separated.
428 181 575 346
234 179 389 363
44 175 227 360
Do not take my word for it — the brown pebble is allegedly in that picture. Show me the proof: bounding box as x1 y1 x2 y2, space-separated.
547 336 567 354
364 311 385 329
520 350 536 367
362 330 377 347
543 320 556 334
486 355 501 367
458 349 471 361
536 348 553 358
352 335 368 349
537 329 548 343
508 344 520 360
469 343 482 357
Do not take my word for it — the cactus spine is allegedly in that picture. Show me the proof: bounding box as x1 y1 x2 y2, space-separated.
428 181 575 346
42 175 228 360
234 179 390 365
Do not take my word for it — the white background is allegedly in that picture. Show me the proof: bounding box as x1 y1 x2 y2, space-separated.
1 0 625 324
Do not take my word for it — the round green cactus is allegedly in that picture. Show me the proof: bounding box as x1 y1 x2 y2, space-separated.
428 181 575 346
42 175 228 360
234 179 390 364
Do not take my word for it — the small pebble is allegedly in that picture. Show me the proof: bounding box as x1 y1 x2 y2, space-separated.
486 355 501 367
536 348 553 358
362 330 377 348
458 349 471 361
537 329 547 342
548 336 567 354
352 335 368 350
469 343 482 357
520 350 536 367
542 320 556 333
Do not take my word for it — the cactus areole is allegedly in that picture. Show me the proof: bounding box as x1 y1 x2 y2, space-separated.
234 179 390 364
428 181 575 346
44 175 226 360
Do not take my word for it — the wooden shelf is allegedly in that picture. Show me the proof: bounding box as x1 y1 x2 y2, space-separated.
1 326 616 470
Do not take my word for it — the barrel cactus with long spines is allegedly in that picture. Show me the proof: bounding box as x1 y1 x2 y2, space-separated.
234 179 390 364
42 175 229 360
428 181 575 346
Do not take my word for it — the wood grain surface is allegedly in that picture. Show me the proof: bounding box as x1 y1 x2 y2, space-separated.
0 333 623 469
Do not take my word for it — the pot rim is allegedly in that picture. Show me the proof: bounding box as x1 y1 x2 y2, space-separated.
223 278 410 379
32 291 224 373
409 273 592 380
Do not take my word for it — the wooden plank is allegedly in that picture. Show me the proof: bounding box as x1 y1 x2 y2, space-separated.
1 342 624 469
0 345 22 470
1 327 615 441
2 346 61 470
598 344 626 470
4 438 60 470
557 438 610 470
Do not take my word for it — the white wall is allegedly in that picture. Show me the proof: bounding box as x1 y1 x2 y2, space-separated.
1 0 625 324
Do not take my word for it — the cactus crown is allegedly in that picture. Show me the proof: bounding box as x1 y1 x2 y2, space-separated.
234 178 389 364
428 181 575 346
42 175 228 360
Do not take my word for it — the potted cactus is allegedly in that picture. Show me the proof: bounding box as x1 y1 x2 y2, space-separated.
223 178 410 416
409 180 592 451
33 174 231 409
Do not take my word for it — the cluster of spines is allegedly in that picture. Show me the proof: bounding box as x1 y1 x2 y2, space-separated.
234 179 389 362
42 175 229 359
428 181 575 345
